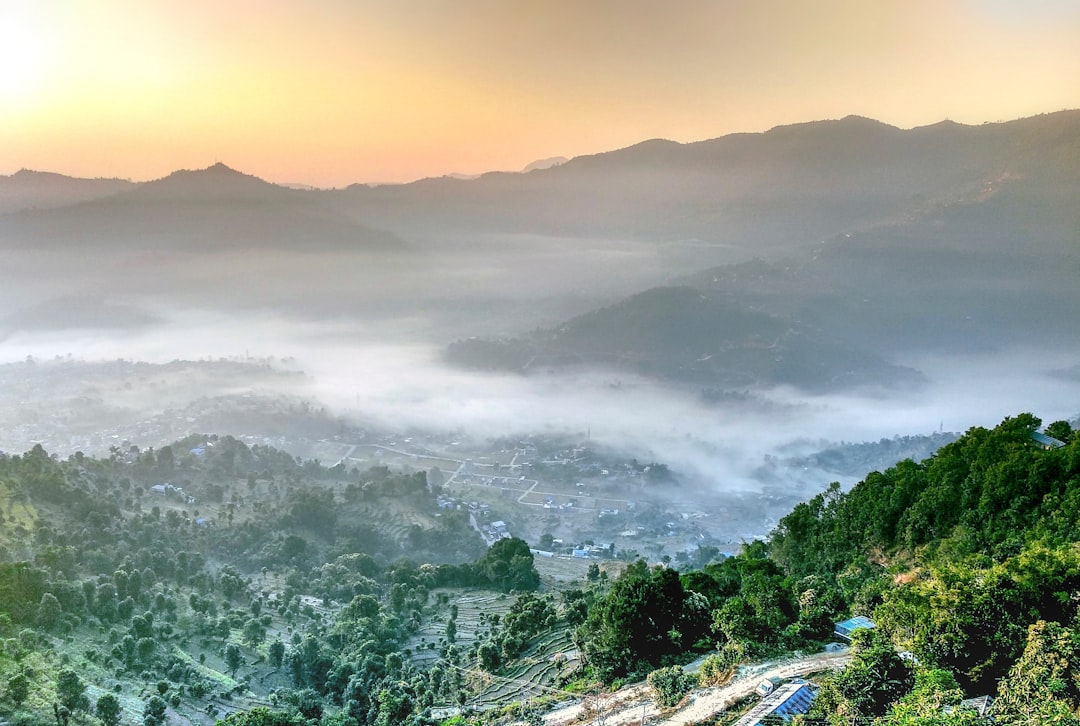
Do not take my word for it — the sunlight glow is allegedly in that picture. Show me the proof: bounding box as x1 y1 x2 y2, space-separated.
0 3 53 102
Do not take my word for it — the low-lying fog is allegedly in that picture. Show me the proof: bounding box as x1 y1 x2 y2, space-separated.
2 307 1077 503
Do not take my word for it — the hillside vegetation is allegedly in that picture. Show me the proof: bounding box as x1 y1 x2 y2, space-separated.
1 414 1078 725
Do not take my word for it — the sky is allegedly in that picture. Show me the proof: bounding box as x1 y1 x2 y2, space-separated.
2 0 1080 187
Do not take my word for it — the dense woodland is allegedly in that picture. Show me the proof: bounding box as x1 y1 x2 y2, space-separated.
0 414 1078 725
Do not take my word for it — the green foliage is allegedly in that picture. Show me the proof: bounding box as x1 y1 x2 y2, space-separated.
96 693 122 726
7 672 31 706
696 652 733 687
816 629 914 719
144 695 167 726
993 619 1080 722
579 561 706 681
269 639 285 668
225 643 242 675
55 669 90 713
875 668 974 724
474 538 540 592
646 665 696 708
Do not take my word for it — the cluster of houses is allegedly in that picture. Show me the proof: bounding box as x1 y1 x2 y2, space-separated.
571 543 613 559
436 494 492 517
150 481 197 506
542 496 575 511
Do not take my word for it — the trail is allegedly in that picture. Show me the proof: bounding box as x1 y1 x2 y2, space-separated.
540 651 850 726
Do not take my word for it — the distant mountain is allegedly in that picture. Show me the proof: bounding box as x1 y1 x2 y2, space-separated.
0 163 405 252
0 169 134 216
0 295 160 339
338 111 1080 250
124 162 289 201
446 286 923 391
521 156 568 172
440 111 1080 376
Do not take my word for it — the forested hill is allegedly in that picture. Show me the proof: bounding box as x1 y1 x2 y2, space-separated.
573 414 1080 723
765 414 1080 717
1 416 1079 726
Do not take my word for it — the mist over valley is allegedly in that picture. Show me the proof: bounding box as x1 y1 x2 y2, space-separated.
2 112 1078 549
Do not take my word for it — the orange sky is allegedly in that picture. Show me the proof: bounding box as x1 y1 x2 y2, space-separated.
2 0 1079 187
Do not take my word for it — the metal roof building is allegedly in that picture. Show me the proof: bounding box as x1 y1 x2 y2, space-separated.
731 682 817 726
834 615 876 641
1031 431 1066 449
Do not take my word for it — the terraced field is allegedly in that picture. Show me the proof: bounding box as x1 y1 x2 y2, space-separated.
471 624 579 708
404 589 517 667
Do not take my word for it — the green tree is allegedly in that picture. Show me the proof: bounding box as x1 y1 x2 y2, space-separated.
143 695 167 726
580 561 693 681
269 639 285 668
1045 420 1073 444
96 693 122 726
824 630 914 719
242 618 266 647
36 592 62 629
647 666 696 708
994 620 1080 723
7 672 30 707
878 669 977 724
216 707 305 726
225 643 243 675
56 669 90 713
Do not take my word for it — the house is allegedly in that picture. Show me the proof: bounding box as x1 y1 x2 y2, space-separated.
834 615 876 641
1031 431 1066 450
957 695 993 717
732 682 817 725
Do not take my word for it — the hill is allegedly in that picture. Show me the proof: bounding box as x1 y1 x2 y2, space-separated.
1 414 1078 725
335 111 1080 252
0 163 406 253
446 285 924 391
0 169 134 216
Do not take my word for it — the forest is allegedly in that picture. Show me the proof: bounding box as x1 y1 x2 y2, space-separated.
0 414 1078 725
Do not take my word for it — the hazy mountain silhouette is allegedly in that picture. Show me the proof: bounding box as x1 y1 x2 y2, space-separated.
337 111 1080 252
0 169 134 216
3 111 1076 391
0 295 160 339
0 163 405 252
447 286 923 391
521 156 568 172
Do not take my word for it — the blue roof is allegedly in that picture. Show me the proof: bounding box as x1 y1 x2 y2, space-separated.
1031 432 1066 448
835 616 876 637
732 683 817 726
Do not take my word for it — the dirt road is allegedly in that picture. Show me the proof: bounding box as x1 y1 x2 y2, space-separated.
541 650 851 726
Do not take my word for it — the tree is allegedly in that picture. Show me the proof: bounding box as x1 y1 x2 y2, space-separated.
878 669 977 724
96 693 122 726
1045 420 1073 444
242 617 266 646
994 620 1080 722
477 641 500 672
647 666 696 708
56 669 90 713
37 592 62 629
7 672 30 707
216 707 305 726
580 561 691 681
269 639 285 668
143 695 167 726
476 538 540 592
225 643 243 675
828 630 914 718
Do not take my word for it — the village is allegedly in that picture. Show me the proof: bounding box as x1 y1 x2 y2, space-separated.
0 357 840 564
